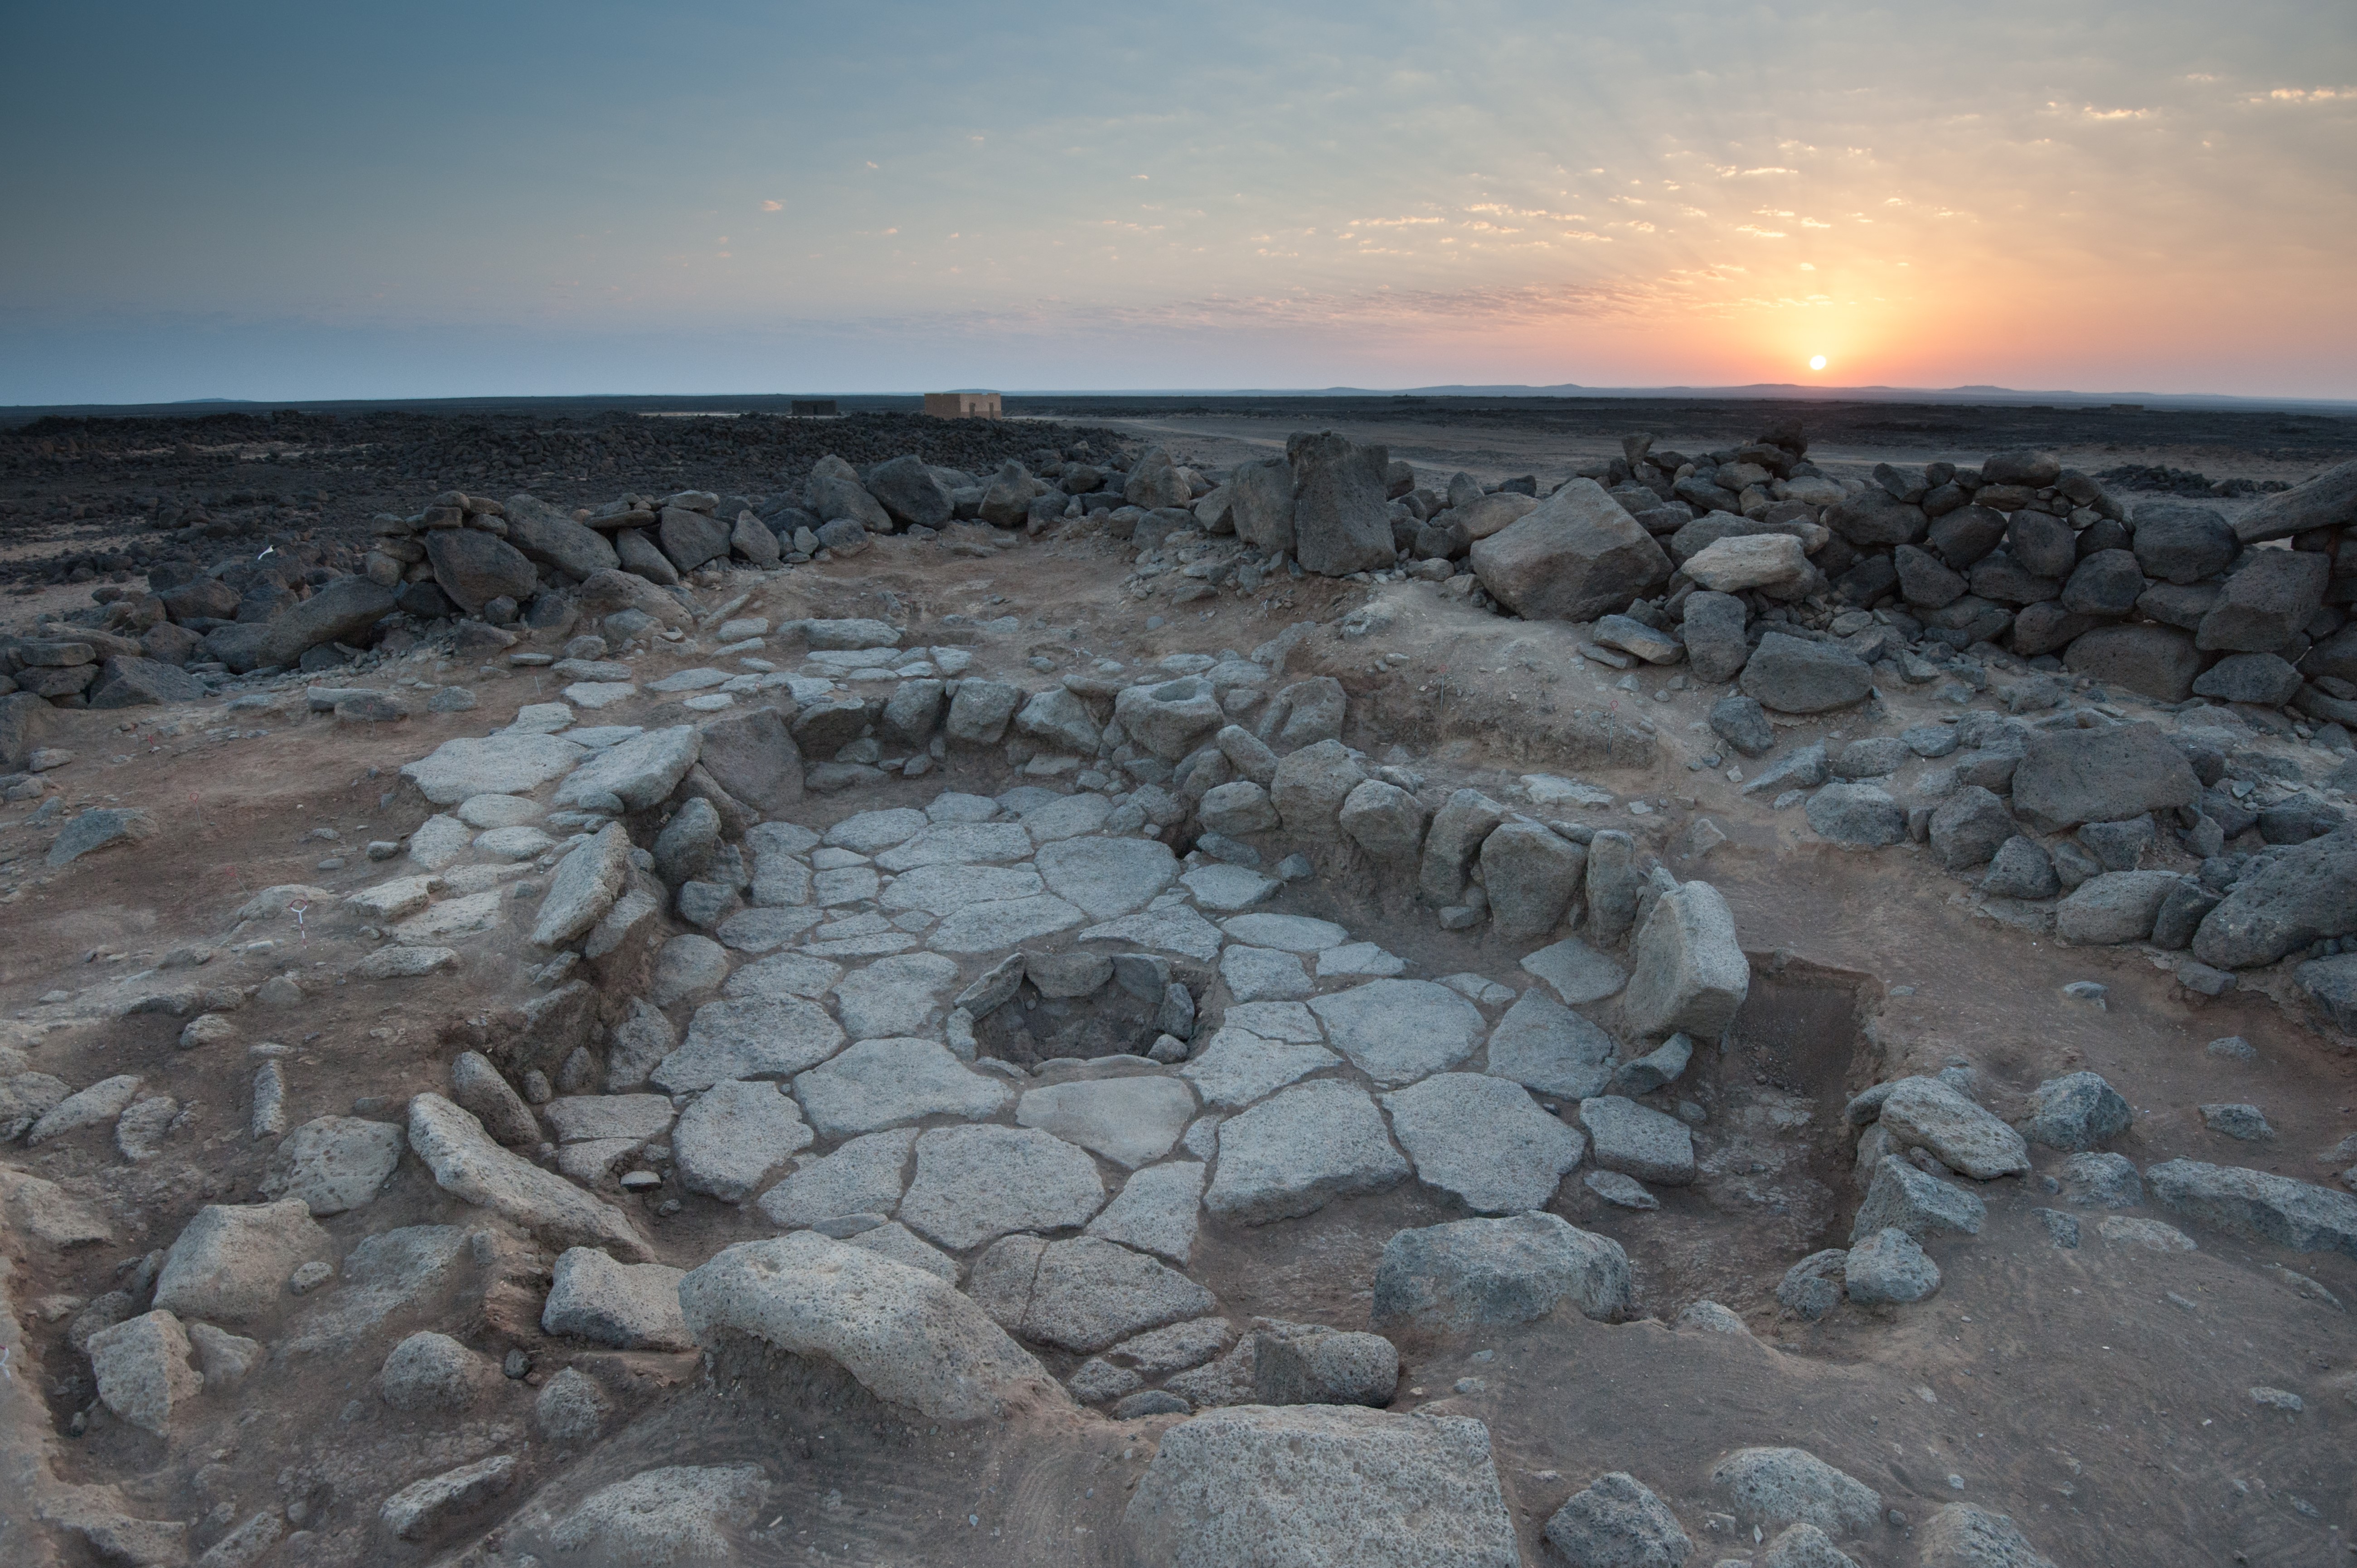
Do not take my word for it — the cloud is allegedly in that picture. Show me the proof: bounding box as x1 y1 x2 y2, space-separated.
760 200 782 211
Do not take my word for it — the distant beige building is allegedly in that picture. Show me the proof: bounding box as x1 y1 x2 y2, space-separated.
924 391 1002 419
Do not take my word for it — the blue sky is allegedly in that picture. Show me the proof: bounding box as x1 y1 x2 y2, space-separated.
4 0 2352 402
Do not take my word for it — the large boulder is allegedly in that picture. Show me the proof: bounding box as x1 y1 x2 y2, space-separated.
1621 881 1749 1042
1227 456 1297 553
2233 456 2357 542
424 530 539 615
153 1200 333 1325
89 654 207 708
504 494 621 579
1372 1211 1632 1328
2190 831 2357 968
2009 724 2200 832
2144 1159 2357 1257
1469 479 1671 621
865 455 954 529
2129 501 2237 584
1285 431 1395 576
258 575 399 668
1824 486 1928 547
676 1231 1064 1420
2196 549 2329 652
697 707 803 816
1122 1405 1520 1568
2055 870 2182 945
1739 632 1873 713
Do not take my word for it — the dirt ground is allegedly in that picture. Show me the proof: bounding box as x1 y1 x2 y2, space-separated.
3 402 2355 1567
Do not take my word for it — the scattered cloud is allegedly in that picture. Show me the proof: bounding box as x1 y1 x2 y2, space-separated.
760 200 782 212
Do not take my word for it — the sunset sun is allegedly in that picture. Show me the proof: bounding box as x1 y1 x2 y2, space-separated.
1809 354 1828 372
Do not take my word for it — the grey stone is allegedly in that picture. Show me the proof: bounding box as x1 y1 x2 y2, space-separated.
793 1037 1013 1138
1877 1077 2030 1178
379 1456 517 1540
532 821 633 948
535 1366 612 1442
1015 685 1103 755
1740 742 1830 797
1807 782 1906 848
1116 677 1226 761
1844 1226 1940 1303
1285 431 1397 575
1977 837 2059 900
540 1245 694 1350
260 1115 403 1215
1832 736 1909 779
1017 1074 1197 1168
1203 1079 1410 1223
407 1093 651 1260
834 951 961 1038
24 1072 143 1147
450 1050 538 1147
152 1199 330 1325
87 1310 201 1434
1851 1157 1985 1241
1776 1250 1847 1320
679 1231 1060 1418
1916 1504 2059 1568
2078 815 2156 872
1579 1095 1696 1186
1470 479 1670 620
2192 832 2357 968
1741 632 1873 713
655 995 846 1093
1683 591 1751 684
45 806 159 867
1382 1073 1586 1213
1034 835 1179 918
1521 938 1630 1007
987 1235 1217 1353
1086 1160 1208 1263
755 1127 917 1229
1479 820 1586 939
1610 1033 1693 1095
1712 1447 1882 1537
2198 549 2329 653
2022 1072 2131 1151
674 1079 812 1202
1543 1471 1693 1568
1621 881 1748 1041
542 1465 771 1563
2059 1151 2142 1208
945 678 1022 745
897 1124 1105 1249
844 1219 958 1282
1586 1169 1660 1210
1179 1025 1340 1108
1929 787 2015 870
1309 979 1487 1086
872 819 1033 870
1268 739 1365 834
2194 652 2304 707
1708 694 1775 757
553 724 701 812
1372 1211 1632 1329
2010 724 2201 833
1419 789 1507 905
1251 1318 1397 1408
1484 989 1618 1099
2055 870 2182 945
378 1330 498 1412
1121 1405 1519 1568
2199 1102 2275 1140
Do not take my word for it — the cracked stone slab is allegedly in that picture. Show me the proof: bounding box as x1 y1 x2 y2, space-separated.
1484 990 1618 1100
1085 1161 1208 1264
832 952 962 1039
653 996 848 1094
1309 980 1487 1087
897 1125 1107 1251
878 862 1045 917
873 821 1036 871
1017 1075 1198 1169
792 1038 1015 1138
1180 1027 1343 1109
754 1128 917 1229
1383 1074 1588 1213
1078 906 1226 962
1035 836 1181 919
1520 939 1628 1005
1203 1079 1411 1224
927 895 1086 956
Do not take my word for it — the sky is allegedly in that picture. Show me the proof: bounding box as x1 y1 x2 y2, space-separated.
3 0 2352 403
